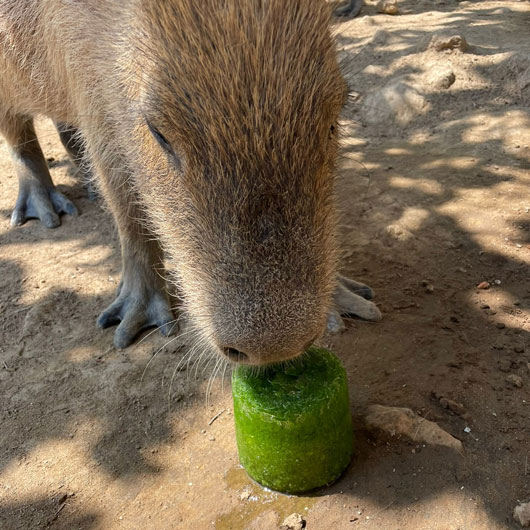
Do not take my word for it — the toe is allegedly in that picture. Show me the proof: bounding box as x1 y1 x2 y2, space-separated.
63 200 79 216
157 317 178 337
42 212 60 229
10 209 26 226
113 309 146 349
50 190 79 217
97 303 122 329
338 275 375 300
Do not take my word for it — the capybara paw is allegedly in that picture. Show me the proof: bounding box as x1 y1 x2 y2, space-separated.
10 185 78 228
96 285 176 349
334 276 382 322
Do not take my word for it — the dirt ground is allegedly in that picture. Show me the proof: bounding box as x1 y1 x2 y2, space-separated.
1 1 530 529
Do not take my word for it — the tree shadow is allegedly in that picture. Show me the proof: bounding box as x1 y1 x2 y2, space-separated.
0 495 101 530
322 3 530 527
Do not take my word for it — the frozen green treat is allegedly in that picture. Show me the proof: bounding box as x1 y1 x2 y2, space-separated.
232 346 353 494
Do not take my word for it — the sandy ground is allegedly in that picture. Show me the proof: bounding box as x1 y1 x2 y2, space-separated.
1 1 530 529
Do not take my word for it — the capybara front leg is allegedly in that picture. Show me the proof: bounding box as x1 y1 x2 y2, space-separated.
2 114 78 228
91 153 175 348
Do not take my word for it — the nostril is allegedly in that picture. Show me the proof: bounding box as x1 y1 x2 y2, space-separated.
223 347 249 362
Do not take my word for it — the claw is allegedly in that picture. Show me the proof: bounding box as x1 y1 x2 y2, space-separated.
338 274 375 300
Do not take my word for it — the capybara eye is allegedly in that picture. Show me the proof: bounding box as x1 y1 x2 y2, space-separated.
146 120 173 155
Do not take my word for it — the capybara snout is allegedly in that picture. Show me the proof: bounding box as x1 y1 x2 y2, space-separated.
129 1 346 364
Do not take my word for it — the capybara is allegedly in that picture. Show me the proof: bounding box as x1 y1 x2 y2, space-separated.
0 0 380 365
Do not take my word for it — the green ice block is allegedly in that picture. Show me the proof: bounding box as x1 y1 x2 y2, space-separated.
232 346 353 494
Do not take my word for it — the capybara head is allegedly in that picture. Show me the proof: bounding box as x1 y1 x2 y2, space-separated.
125 0 346 365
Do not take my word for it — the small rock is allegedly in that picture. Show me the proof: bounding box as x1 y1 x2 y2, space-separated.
365 405 464 453
492 338 505 351
361 77 427 126
506 374 523 388
477 281 490 290
377 0 398 15
429 33 469 53
280 513 306 530
455 467 471 482
424 284 435 293
426 66 456 89
439 397 466 416
239 490 251 502
496 322 506 329
382 223 414 243
513 502 530 527
480 304 490 309
514 345 525 353
498 359 512 373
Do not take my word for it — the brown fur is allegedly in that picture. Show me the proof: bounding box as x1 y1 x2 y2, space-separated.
0 0 347 364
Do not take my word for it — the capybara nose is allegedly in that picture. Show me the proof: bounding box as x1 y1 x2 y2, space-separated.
217 336 310 366
222 347 250 363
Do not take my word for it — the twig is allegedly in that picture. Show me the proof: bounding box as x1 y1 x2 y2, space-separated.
2 361 14 373
46 500 67 527
46 406 70 415
208 409 225 426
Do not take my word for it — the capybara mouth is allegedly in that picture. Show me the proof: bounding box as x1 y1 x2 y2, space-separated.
222 345 313 367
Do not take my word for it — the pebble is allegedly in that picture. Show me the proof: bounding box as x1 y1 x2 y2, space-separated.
365 405 463 453
496 322 506 329
480 303 490 309
280 513 305 530
498 359 512 373
239 490 251 502
513 502 530 527
429 33 469 53
477 281 490 289
439 397 466 416
506 374 523 388
426 66 456 89
514 345 525 353
377 0 399 15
